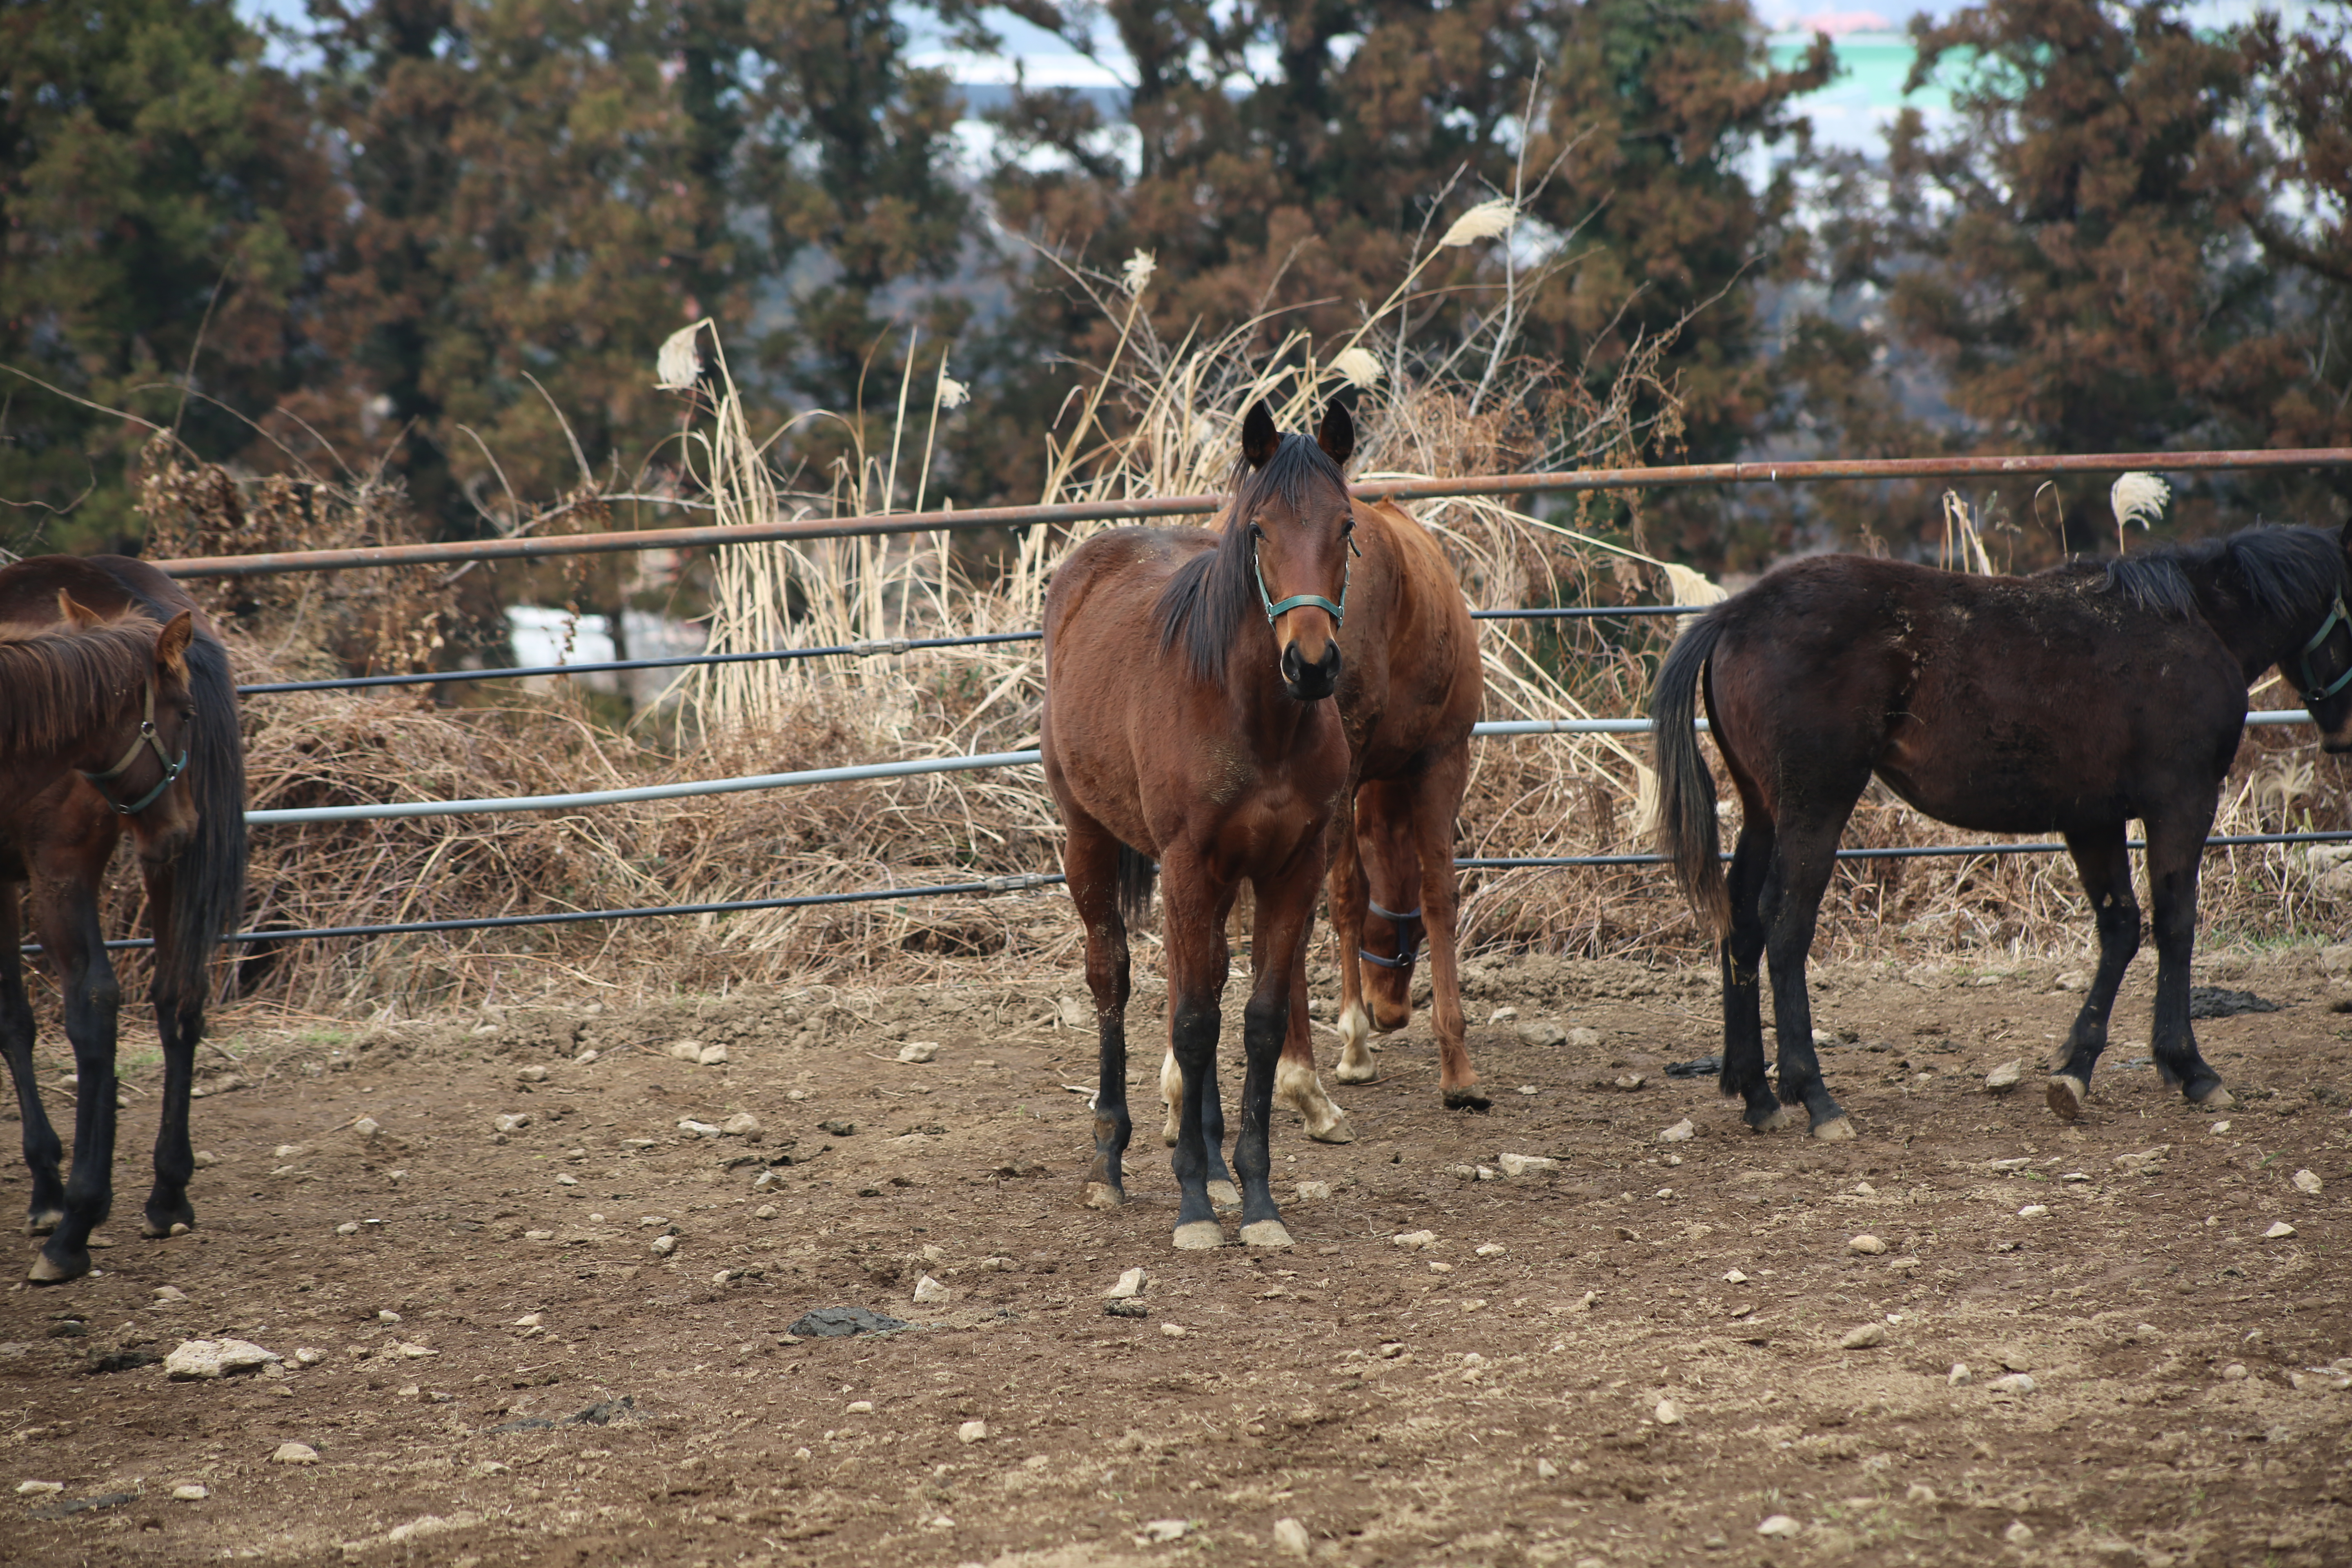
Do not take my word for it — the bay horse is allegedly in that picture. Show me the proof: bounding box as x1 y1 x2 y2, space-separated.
1209 493 1484 1146
1652 523 2352 1138
0 597 195 811
1042 398 1352 1250
0 556 248 1283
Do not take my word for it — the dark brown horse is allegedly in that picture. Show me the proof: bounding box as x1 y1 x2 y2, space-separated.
1653 524 2352 1138
1042 398 1353 1250
1 556 248 1283
0 596 194 811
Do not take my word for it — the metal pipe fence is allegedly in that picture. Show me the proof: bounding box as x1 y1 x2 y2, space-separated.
152 445 2352 579
63 441 2348 963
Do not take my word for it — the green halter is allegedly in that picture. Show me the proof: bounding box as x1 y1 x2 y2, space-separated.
2297 595 2352 705
1251 527 1358 628
78 676 187 816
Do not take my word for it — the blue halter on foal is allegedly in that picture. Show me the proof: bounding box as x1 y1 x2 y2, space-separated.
78 676 187 816
1359 900 1423 972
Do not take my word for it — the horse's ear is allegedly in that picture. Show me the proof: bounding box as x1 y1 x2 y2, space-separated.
1317 398 1356 469
155 611 195 677
58 590 104 629
1241 399 1279 470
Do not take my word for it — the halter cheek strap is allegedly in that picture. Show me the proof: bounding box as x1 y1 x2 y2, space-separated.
1358 900 1423 970
79 679 188 817
2299 595 2352 705
1252 528 1357 628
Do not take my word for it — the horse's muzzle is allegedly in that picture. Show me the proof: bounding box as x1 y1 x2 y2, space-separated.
1281 640 1341 701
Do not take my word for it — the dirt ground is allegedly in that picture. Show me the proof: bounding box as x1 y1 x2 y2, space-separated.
2 942 2349 1568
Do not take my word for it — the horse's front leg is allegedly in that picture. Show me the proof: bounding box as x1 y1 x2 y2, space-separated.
1161 860 1234 1250
30 876 121 1284
1329 786 1379 1085
0 893 66 1237
1236 861 1322 1249
2145 812 2230 1109
2046 826 2140 1120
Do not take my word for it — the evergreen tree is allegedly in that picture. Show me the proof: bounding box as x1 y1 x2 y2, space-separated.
0 0 340 553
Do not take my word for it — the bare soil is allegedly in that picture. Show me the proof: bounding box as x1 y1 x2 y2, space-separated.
3 945 2350 1568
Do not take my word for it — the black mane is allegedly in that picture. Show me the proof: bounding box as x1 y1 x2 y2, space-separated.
1154 432 1349 684
2100 523 2345 626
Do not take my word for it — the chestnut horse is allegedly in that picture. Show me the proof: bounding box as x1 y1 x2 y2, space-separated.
1 556 248 1283
0 597 195 812
1042 398 1352 1250
1652 523 2352 1138
1154 456 1484 1152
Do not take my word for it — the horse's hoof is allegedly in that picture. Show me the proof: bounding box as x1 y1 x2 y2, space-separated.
27 1210 62 1238
142 1210 196 1240
1206 1180 1242 1209
1239 1220 1294 1250
1443 1087 1492 1113
2045 1075 2087 1121
1082 1182 1125 1211
27 1249 87 1285
1809 1114 1856 1142
1746 1105 1793 1134
2191 1083 2234 1111
1303 1111 1356 1145
1172 1221 1224 1251
1333 1058 1378 1085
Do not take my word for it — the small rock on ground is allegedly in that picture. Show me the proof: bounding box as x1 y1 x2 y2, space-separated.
957 1420 988 1444
1392 1230 1437 1249
1984 1059 2024 1091
912 1275 951 1304
1757 1515 1801 1538
1660 1118 1695 1143
2292 1168 2323 1195
270 1443 320 1466
1849 1234 1886 1255
1105 1267 1147 1300
1497 1153 1557 1178
1272 1517 1312 1557
164 1339 281 1381
1839 1323 1886 1349
171 1484 207 1501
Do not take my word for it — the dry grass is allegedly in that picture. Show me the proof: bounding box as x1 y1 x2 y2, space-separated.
62 247 2352 1025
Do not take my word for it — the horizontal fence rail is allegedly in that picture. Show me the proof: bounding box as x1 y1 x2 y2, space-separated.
49 831 2352 956
234 606 1688 697
153 446 2352 578
239 708 2321 825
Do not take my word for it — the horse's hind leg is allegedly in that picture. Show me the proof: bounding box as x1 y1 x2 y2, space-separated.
27 873 121 1283
2047 826 2140 1120
141 859 204 1238
1065 820 1134 1211
1329 784 1380 1084
1759 818 1855 1139
2145 810 2231 1109
0 893 67 1236
1405 758 1483 1111
1719 819 1783 1131
1158 1049 1241 1205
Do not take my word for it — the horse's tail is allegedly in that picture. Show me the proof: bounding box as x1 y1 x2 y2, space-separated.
161 630 249 1010
1115 843 1157 930
1650 609 1729 938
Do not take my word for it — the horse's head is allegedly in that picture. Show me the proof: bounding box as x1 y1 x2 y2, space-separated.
1354 781 1421 1031
65 591 201 844
1238 396 1356 702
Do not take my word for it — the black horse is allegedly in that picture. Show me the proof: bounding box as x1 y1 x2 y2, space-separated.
1652 523 2352 1138
0 556 248 1283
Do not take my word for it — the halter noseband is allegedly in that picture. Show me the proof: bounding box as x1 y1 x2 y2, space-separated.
79 678 187 816
1359 900 1423 971
2299 595 2352 706
1252 525 1358 628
